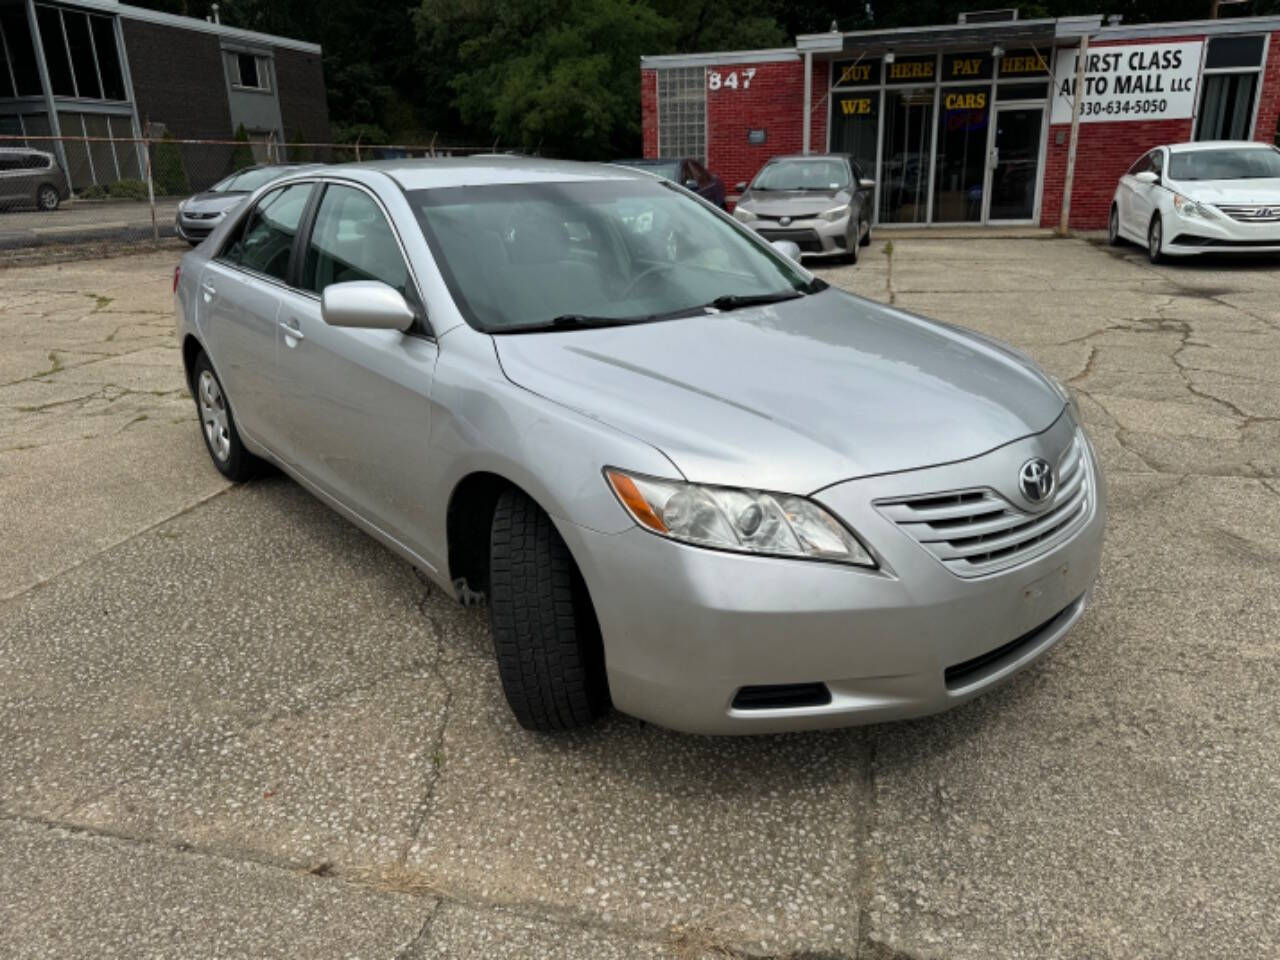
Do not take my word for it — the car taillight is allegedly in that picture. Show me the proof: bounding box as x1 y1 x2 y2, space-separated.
173 264 181 294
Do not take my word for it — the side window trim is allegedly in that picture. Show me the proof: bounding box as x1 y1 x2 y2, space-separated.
299 176 434 338
214 181 314 288
287 180 325 289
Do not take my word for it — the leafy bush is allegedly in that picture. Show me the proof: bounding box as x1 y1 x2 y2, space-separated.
76 184 108 200
229 124 255 173
152 133 189 196
107 179 149 200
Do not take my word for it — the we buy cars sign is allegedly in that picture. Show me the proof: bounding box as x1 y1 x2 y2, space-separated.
1050 41 1202 124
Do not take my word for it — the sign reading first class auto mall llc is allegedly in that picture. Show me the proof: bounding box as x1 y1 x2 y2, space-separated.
1050 41 1203 124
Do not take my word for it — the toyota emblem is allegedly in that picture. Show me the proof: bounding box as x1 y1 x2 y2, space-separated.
779 215 792 226
1019 458 1054 503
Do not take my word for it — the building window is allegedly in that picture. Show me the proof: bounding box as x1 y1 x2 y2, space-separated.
1196 35 1264 141
30 5 127 102
0 7 43 97
657 66 705 161
232 52 271 92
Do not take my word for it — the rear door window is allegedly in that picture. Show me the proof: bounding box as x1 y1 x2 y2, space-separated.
301 184 410 297
221 182 313 282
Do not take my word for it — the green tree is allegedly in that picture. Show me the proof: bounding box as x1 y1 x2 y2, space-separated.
418 0 676 158
151 132 189 196
229 123 255 173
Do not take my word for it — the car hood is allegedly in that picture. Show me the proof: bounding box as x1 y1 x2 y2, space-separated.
740 189 849 217
182 192 247 214
1174 178 1280 204
493 288 1065 493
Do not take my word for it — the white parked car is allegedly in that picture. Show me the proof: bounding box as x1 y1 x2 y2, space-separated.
1110 141 1280 263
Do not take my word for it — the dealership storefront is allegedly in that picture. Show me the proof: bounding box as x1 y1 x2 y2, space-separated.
640 14 1280 229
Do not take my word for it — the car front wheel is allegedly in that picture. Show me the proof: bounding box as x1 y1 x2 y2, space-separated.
1108 205 1122 246
36 184 60 212
191 351 259 481
489 488 610 731
1147 215 1164 265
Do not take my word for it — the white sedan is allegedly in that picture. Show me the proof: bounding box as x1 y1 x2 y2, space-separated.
1109 141 1280 263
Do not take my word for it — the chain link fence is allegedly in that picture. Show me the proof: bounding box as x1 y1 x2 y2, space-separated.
0 133 494 253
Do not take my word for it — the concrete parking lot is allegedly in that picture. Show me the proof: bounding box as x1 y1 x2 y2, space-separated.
2 234 1277 959
0 199 178 249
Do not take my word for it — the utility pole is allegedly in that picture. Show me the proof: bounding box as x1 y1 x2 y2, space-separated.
1058 35 1089 236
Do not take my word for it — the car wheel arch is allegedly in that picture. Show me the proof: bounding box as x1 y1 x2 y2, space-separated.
445 470 600 609
181 334 205 393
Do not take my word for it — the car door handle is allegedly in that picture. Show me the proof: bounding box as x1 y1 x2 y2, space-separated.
278 319 304 342
200 281 216 299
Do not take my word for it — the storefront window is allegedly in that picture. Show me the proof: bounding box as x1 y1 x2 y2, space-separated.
1196 35 1264 141
880 86 933 223
933 86 989 222
829 91 879 179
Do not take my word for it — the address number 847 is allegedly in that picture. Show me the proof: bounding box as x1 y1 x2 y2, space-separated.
708 68 756 91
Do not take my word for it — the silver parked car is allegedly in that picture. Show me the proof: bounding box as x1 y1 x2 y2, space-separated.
0 147 70 212
176 163 319 244
732 154 874 263
174 158 1105 735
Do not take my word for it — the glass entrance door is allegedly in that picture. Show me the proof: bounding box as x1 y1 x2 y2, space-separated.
879 86 933 224
986 106 1043 222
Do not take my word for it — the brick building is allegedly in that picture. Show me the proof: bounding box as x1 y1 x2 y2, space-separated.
0 0 327 189
641 13 1280 229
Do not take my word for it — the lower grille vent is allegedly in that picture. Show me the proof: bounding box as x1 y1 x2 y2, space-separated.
732 683 831 710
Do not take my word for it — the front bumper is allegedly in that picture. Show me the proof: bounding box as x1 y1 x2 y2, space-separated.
1166 206 1280 255
175 212 222 242
743 213 853 258
559 415 1106 734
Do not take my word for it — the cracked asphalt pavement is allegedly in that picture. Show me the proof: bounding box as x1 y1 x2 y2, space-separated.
1 237 1277 958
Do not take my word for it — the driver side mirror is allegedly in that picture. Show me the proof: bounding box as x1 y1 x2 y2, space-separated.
859 177 876 190
321 280 415 332
1133 170 1160 185
683 178 699 190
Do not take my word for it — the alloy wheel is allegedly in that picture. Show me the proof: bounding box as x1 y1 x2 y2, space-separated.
37 186 58 211
198 369 231 462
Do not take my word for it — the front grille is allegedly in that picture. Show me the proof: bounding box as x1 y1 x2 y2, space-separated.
756 212 823 222
185 211 220 220
758 228 822 252
1214 204 1280 223
732 683 831 710
943 597 1081 690
876 432 1092 578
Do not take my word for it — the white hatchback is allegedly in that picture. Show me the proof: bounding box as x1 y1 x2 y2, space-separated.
1109 141 1280 263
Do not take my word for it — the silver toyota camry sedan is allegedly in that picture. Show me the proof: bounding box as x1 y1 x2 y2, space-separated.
174 158 1105 735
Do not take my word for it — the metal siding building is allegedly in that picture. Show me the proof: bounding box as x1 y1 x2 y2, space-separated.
0 0 327 188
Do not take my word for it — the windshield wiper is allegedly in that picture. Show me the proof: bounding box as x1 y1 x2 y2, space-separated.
709 291 804 312
492 314 646 334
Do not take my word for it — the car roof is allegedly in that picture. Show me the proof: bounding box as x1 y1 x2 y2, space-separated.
337 157 650 191
1166 140 1276 153
763 154 850 163
0 146 49 154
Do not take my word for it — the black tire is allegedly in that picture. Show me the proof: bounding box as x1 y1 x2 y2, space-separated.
841 239 859 265
1147 214 1164 265
489 488 610 731
36 184 60 212
191 351 260 481
859 217 872 247
1108 205 1123 246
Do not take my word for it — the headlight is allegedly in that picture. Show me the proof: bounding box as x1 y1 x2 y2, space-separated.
733 206 757 222
605 469 875 566
820 205 851 222
1172 193 1216 219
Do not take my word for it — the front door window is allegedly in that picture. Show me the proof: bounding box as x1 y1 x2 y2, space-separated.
988 107 1043 221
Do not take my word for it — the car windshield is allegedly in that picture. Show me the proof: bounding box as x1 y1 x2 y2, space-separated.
752 159 849 191
1168 148 1280 181
213 166 292 193
408 179 815 332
